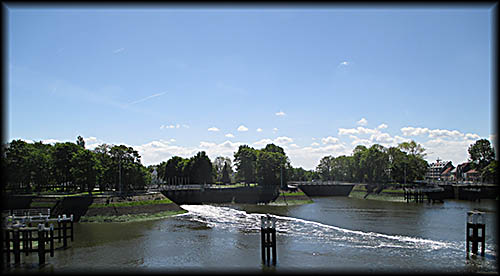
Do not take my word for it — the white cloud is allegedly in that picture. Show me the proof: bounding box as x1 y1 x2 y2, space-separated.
160 124 179 129
273 128 278 133
225 133 235 138
339 61 349 66
321 136 340 144
113 47 125 54
237 125 248 132
256 128 263 132
253 136 293 148
378 123 388 129
275 111 286 117
275 136 293 144
208 127 220 132
290 144 299 148
339 126 378 136
311 142 320 146
357 118 368 126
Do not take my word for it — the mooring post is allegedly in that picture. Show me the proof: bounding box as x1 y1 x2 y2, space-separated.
22 229 28 256
466 211 486 257
260 216 266 264
266 215 271 266
49 224 54 257
38 224 45 266
70 214 74 242
13 229 21 265
57 216 61 243
5 229 11 264
271 216 277 266
260 215 277 266
62 215 68 248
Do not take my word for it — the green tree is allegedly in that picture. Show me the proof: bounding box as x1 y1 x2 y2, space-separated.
234 145 257 184
316 156 334 181
164 156 189 184
53 142 81 191
76 135 85 149
221 162 231 184
468 139 496 175
70 148 99 194
188 151 213 184
4 140 33 192
93 144 114 191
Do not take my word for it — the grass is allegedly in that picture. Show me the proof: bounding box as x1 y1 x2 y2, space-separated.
79 210 187 223
88 198 173 208
349 190 405 202
281 191 307 196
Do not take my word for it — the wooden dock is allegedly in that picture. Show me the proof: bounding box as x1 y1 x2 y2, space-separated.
2 209 74 268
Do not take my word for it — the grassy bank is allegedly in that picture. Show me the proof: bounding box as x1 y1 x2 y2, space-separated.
88 198 173 208
79 209 187 223
269 191 313 206
349 185 405 202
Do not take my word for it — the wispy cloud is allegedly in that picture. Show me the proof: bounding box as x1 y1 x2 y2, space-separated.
113 48 125 54
237 125 248 132
208 127 220 132
225 133 235 138
256 128 263 132
275 111 286 117
126 92 166 106
357 118 368 126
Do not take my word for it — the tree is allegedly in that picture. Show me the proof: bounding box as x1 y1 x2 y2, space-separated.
188 151 213 184
468 139 496 175
93 144 114 191
221 162 231 184
164 156 189 184
4 140 33 192
234 145 257 184
214 156 232 182
70 148 99 194
316 156 334 181
53 142 81 191
481 160 497 184
76 136 85 149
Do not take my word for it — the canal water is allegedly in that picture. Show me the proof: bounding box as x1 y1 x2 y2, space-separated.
6 197 497 273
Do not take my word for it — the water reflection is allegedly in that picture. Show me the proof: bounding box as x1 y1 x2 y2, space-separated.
4 198 496 273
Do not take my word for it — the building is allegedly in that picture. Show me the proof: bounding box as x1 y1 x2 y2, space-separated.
426 158 454 181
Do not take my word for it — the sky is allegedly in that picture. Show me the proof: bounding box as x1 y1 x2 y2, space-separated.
5 4 497 170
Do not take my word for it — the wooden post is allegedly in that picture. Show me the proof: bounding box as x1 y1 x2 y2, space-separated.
271 217 277 266
260 217 266 264
57 217 61 243
5 229 11 264
260 215 277 266
49 224 54 257
70 215 74 242
38 225 45 266
63 218 68 248
22 229 29 256
13 229 20 265
466 211 486 257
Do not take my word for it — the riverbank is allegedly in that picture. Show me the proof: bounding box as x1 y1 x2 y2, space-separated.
348 185 406 202
268 190 313 206
80 193 186 223
2 192 187 223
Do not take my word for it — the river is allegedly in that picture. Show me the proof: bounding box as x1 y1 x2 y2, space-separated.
5 197 497 273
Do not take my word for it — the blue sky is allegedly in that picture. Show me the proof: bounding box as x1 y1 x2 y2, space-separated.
6 5 496 169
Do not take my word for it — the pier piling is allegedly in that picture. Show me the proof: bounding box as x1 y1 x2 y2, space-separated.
261 215 277 266
466 211 485 257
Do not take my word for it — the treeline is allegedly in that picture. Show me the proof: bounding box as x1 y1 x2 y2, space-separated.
154 143 291 187
2 136 150 194
315 141 428 184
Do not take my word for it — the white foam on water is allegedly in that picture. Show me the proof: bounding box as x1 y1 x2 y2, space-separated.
177 205 493 254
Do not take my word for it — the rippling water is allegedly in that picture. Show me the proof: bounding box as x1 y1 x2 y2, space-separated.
5 197 497 273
